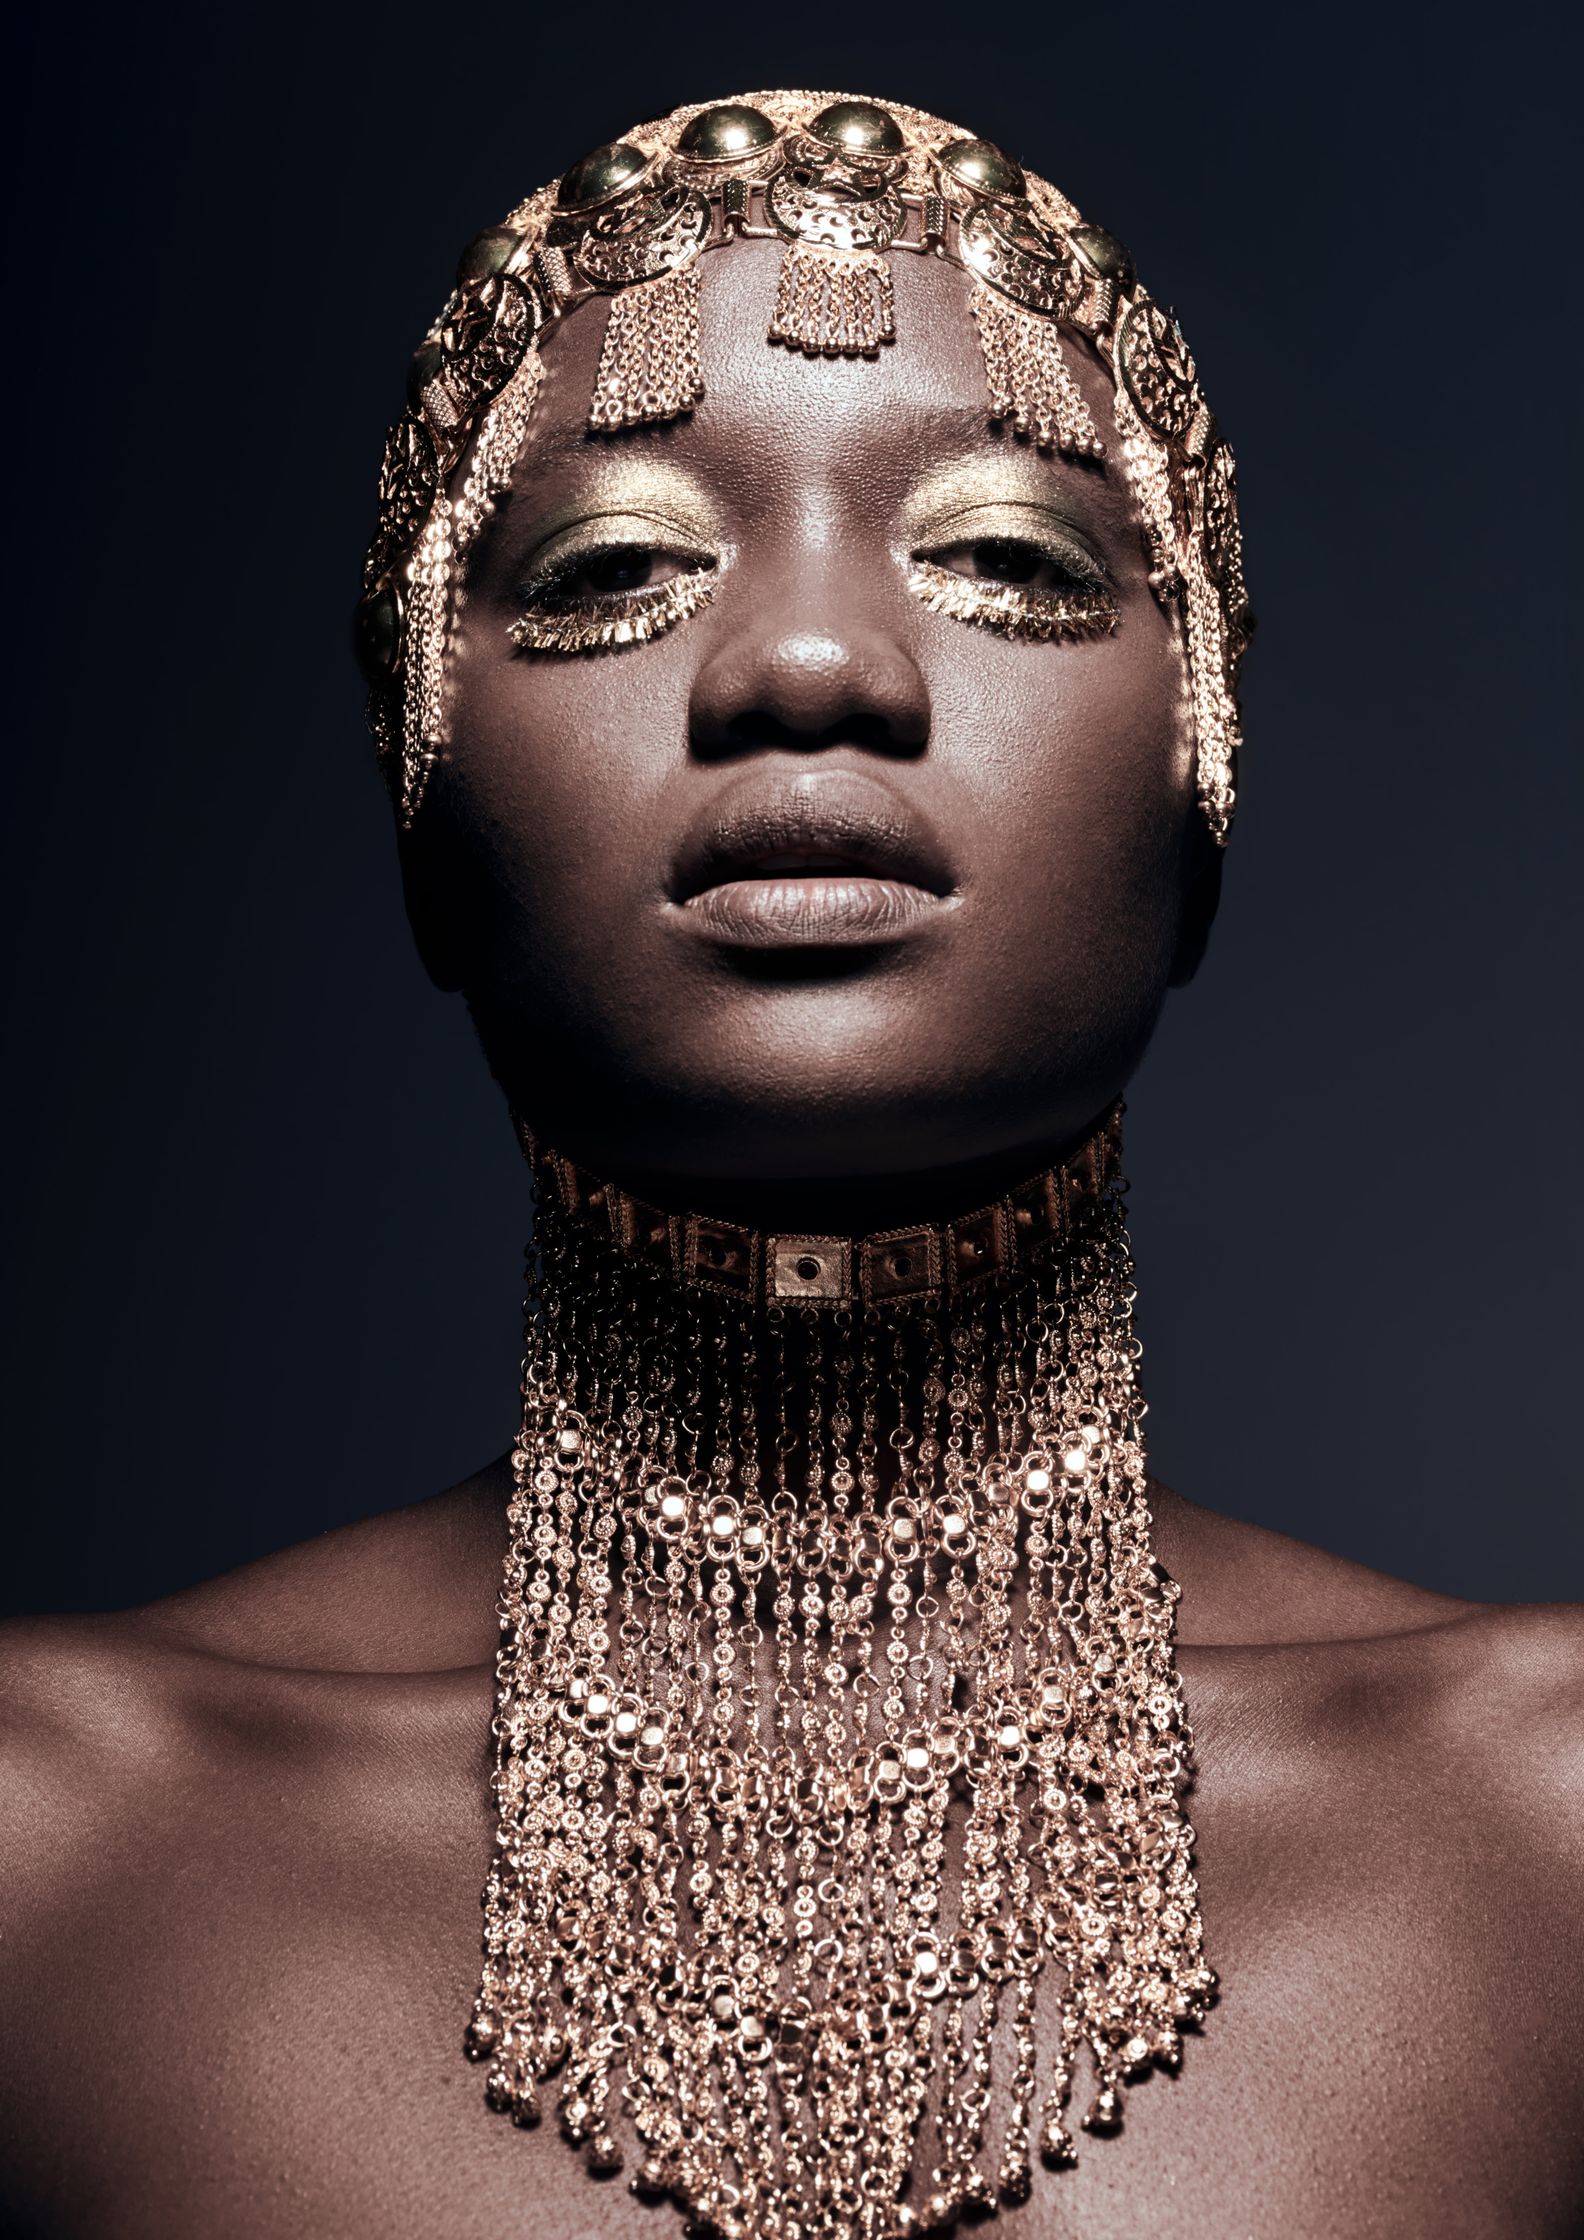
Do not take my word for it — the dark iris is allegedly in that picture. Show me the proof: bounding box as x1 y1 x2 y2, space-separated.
581 548 656 595
969 538 1044 585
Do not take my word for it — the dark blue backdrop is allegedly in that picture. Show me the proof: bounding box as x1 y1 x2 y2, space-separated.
4 0 1579 1614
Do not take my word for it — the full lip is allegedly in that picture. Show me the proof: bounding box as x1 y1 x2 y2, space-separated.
671 768 958 918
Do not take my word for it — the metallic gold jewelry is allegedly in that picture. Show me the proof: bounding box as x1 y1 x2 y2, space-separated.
768 238 895 358
471 1105 1214 2239
356 90 1251 829
509 566 717 655
905 556 1119 643
947 159 1104 465
588 262 705 431
967 285 1104 461
765 105 906 357
575 178 711 431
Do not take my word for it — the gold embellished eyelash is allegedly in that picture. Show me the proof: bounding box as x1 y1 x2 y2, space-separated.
906 556 1119 642
508 568 717 655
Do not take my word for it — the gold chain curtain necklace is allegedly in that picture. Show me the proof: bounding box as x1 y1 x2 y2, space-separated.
468 1107 1215 2239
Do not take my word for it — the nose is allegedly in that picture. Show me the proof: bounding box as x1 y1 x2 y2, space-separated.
688 586 930 761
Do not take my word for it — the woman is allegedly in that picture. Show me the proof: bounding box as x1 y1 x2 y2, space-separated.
2 88 1579 2240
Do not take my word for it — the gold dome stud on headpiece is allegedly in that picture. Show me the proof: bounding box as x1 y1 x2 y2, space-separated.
674 102 779 161
765 100 909 359
936 138 1027 203
359 90 1248 845
1067 222 1134 282
456 227 526 286
554 140 655 215
805 98 907 159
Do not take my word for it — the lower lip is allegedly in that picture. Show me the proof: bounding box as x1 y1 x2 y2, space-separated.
681 877 948 946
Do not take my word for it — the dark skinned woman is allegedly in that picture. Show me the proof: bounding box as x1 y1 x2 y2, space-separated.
3 90 1580 2240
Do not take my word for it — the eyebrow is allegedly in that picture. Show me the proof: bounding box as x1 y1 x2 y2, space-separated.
883 398 1114 465
516 392 1111 464
904 446 1111 508
513 416 694 474
490 446 722 565
888 421 1134 545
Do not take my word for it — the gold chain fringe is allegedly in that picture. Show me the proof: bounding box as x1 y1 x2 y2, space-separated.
469 1121 1214 2240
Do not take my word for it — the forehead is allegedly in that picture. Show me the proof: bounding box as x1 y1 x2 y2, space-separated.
504 237 1132 533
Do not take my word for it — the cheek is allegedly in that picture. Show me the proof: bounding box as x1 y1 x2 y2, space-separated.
440 616 693 965
923 605 1191 987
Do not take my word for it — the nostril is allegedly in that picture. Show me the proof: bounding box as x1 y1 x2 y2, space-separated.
838 712 913 754
715 711 915 758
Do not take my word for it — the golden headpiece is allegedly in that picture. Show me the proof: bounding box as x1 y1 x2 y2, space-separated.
358 91 1250 842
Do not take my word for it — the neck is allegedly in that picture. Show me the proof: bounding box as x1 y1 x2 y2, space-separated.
549 1117 1117 1243
516 1104 1123 1315
512 1100 1130 1552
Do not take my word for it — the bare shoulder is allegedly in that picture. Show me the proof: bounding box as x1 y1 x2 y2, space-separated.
1157 1481 1584 1887
1152 1479 1483 1645
1421 1596 1584 1796
0 1460 509 1977
0 1601 206 2015
1163 1474 1584 1741
0 1604 189 1856
115 1454 511 1673
1367 1601 1584 1987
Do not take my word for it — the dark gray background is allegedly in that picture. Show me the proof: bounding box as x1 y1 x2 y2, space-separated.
4 0 1578 1617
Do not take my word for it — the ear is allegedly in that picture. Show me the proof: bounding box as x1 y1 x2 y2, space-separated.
396 800 472 994
1166 812 1224 988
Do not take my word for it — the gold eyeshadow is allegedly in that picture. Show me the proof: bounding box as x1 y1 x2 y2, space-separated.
899 464 1110 552
906 556 1119 643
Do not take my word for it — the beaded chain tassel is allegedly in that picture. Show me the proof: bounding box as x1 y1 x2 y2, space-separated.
588 264 705 431
769 243 896 357
969 283 1104 459
468 1118 1214 2240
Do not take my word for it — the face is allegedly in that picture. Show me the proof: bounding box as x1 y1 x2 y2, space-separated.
407 240 1214 1204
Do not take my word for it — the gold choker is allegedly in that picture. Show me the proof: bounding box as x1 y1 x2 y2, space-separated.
515 1104 1122 1311
470 1105 1213 2240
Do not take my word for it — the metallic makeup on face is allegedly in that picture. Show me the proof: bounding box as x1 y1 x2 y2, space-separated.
432 241 1194 1189
504 461 724 654
507 461 1122 665
900 460 1120 643
493 446 1121 944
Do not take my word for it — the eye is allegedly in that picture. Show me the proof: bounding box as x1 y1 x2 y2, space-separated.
541 544 688 601
509 536 718 656
930 536 1089 592
905 540 1119 645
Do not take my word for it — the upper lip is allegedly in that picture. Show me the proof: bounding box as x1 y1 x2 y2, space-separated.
672 770 957 902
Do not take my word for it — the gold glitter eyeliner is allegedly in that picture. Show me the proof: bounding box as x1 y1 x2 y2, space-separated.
906 556 1119 642
509 564 717 654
